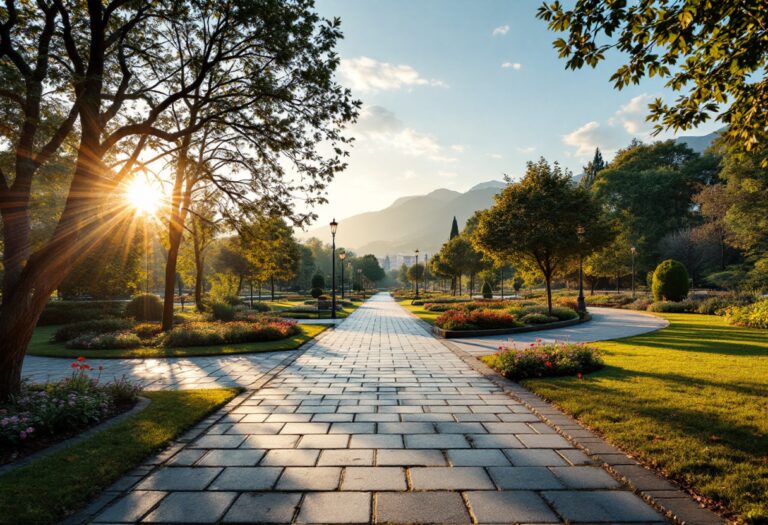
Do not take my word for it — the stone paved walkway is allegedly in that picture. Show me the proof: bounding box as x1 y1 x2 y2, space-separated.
90 293 668 524
449 307 668 357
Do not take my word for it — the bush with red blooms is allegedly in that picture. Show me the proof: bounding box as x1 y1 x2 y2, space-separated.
435 309 523 330
0 358 139 459
488 339 604 380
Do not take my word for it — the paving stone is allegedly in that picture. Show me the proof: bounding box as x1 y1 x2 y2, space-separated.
276 467 341 490
296 492 370 523
436 422 487 434
260 448 319 466
378 422 435 434
143 491 236 523
447 448 510 466
241 434 300 449
349 433 403 448
557 448 594 465
516 433 573 448
94 491 167 523
504 449 569 466
469 433 524 448
488 466 565 490
405 433 470 449
410 466 495 490
197 449 265 466
136 467 221 490
165 449 206 466
376 448 447 466
223 492 301 524
280 422 330 434
550 465 622 488
341 466 406 490
542 490 666 522
318 449 374 466
375 492 470 524
208 466 283 490
465 491 560 524
329 422 375 434
190 435 246 449
297 434 349 448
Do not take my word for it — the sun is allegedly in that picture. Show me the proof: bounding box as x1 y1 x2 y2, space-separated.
124 176 161 216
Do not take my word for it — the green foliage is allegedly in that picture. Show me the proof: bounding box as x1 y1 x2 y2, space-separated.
210 302 236 322
520 312 558 324
355 254 386 283
162 319 299 348
481 281 493 299
37 301 126 326
725 299 768 329
222 295 243 306
484 341 603 380
435 309 522 331
311 273 325 289
310 287 323 299
648 300 696 313
250 302 271 313
537 1 768 158
652 260 690 301
53 319 134 343
66 332 142 350
125 294 164 322
407 263 425 284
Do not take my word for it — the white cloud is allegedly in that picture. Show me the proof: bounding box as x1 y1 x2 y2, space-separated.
437 170 459 178
562 121 625 158
501 62 522 70
339 56 446 93
355 105 457 163
450 144 466 153
516 146 536 153
490 153 503 159
492 25 510 36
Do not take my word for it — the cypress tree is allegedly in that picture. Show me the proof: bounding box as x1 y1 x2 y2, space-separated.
449 216 460 239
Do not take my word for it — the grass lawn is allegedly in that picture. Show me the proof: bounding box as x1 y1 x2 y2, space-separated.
500 313 768 523
398 299 441 325
27 324 327 359
0 388 239 525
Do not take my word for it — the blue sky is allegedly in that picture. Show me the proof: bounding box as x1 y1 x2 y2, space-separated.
309 0 721 225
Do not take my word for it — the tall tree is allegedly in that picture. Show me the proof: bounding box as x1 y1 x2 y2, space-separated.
474 158 612 313
580 148 605 189
241 216 300 301
537 0 768 161
354 254 385 284
449 216 459 239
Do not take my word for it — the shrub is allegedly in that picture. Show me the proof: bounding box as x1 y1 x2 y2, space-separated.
435 309 522 331
584 293 634 307
133 322 163 339
625 297 652 311
481 281 493 299
521 312 558 324
310 287 323 299
509 305 578 321
53 319 134 342
556 297 579 311
101 376 141 406
222 295 243 306
652 260 690 302
66 331 143 350
250 302 271 312
125 294 164 322
697 293 756 315
161 318 299 347
38 300 126 326
724 299 768 329
489 341 604 380
648 300 696 313
311 273 325 289
210 302 236 322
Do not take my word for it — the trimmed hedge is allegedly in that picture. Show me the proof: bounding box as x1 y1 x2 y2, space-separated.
53 319 134 342
652 260 690 302
38 301 126 326
125 294 163 322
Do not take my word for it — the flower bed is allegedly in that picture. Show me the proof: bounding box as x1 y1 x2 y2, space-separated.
435 309 522 330
162 318 299 347
484 340 604 380
1 359 139 465
432 301 578 332
724 298 768 329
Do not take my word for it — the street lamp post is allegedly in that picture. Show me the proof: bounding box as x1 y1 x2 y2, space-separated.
423 253 428 293
330 219 338 320
339 251 346 299
357 268 364 299
630 246 637 298
414 249 420 299
576 226 586 316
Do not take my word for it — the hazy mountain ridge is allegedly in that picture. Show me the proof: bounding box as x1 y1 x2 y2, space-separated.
298 181 506 256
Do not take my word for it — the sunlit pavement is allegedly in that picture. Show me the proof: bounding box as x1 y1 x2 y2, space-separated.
85 293 669 524
447 307 669 357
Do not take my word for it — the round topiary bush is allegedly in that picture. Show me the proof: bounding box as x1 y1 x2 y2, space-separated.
311 273 325 290
125 293 164 321
652 259 690 302
310 287 323 299
481 281 493 299
210 302 236 321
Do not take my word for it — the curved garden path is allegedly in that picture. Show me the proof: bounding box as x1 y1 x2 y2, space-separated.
445 307 669 357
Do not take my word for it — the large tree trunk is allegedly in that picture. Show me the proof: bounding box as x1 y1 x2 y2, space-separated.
270 276 275 301
161 226 183 330
544 273 553 316
194 252 205 312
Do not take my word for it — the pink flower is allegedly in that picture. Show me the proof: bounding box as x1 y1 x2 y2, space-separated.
19 431 27 440
577 372 583 379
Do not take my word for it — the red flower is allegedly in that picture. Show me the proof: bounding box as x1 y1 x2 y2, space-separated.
70 362 78 369
545 361 552 368
77 356 85 362
80 364 91 370
577 372 583 379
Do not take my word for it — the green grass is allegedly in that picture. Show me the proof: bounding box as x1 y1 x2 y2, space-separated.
0 388 239 525
508 313 768 523
398 300 441 325
27 324 327 358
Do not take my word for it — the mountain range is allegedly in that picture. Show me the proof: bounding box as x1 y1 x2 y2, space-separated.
299 130 719 257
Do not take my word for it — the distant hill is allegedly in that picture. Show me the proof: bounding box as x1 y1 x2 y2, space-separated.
674 129 721 153
299 181 507 256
